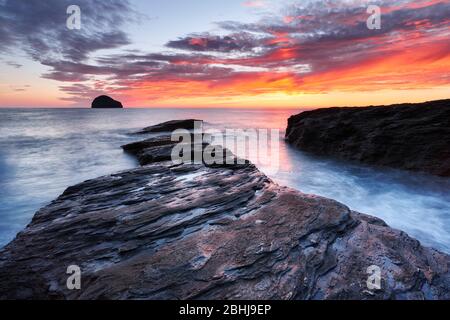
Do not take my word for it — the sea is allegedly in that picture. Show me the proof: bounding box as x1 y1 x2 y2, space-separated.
1 108 449 253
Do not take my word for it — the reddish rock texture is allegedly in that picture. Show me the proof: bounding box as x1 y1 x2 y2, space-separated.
1 122 449 300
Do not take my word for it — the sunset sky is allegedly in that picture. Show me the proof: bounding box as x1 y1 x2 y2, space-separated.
0 0 449 108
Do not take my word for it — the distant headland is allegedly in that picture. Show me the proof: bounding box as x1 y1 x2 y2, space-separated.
91 95 123 109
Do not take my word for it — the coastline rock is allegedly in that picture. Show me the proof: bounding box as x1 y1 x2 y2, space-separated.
1 121 450 300
286 99 450 176
136 119 202 134
121 134 248 169
91 95 123 109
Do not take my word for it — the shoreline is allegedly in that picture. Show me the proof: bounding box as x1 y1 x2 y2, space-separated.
1 120 449 299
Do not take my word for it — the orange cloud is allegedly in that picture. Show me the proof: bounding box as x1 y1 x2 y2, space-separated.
4 0 449 108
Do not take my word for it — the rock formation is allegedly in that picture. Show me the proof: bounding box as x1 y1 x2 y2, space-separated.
0 121 449 300
91 95 123 109
136 119 202 134
286 99 450 176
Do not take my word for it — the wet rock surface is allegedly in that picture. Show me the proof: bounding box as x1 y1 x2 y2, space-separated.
286 99 450 176
121 134 249 169
1 121 450 300
136 119 202 134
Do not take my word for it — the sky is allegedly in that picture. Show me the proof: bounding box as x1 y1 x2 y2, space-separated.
0 0 449 108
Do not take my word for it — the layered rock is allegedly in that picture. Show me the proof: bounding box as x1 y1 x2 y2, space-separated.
1 121 450 300
121 134 248 169
91 95 123 109
135 119 202 134
286 99 450 176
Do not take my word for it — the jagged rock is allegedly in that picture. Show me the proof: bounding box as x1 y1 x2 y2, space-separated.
286 99 450 176
0 121 449 300
91 95 123 109
136 119 202 134
121 135 176 153
121 134 249 169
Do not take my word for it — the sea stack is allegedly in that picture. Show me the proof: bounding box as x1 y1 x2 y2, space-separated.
91 95 123 109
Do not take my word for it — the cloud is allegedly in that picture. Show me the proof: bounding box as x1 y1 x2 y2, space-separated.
1 0 449 106
5 61 22 68
242 1 268 8
0 0 134 62
166 32 265 53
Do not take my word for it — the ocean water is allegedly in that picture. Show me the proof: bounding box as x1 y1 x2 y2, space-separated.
0 108 449 253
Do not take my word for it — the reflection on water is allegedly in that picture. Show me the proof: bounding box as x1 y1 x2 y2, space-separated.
0 108 449 253
273 143 450 253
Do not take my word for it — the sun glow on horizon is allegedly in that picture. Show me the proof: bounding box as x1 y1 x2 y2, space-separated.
0 0 449 108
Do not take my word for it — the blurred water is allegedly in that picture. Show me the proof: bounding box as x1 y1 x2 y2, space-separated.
0 108 449 253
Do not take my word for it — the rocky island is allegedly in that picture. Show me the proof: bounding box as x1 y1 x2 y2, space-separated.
286 99 450 177
91 95 124 109
0 120 449 300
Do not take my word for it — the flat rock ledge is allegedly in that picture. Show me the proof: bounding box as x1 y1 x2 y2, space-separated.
135 119 203 134
286 99 450 176
1 121 450 300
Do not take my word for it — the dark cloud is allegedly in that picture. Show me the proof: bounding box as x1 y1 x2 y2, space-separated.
5 61 22 68
0 0 133 62
166 32 264 53
9 84 30 92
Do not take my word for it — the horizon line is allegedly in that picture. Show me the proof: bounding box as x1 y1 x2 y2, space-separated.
1 97 449 110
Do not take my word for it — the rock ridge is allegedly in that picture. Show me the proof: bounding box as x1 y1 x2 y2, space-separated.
1 120 449 300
